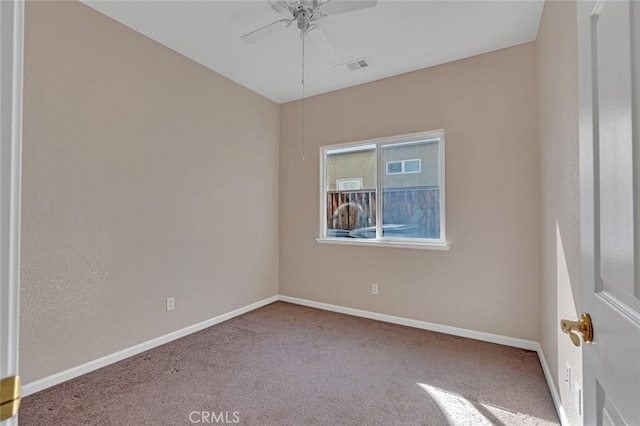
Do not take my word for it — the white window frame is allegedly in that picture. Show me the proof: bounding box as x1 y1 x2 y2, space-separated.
386 158 422 175
318 130 448 250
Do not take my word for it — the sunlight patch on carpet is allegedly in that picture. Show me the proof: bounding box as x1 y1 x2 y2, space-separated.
417 382 550 426
418 383 494 425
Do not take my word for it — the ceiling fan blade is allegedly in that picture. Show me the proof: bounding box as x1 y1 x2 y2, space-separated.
241 19 292 44
318 0 377 17
269 0 298 17
305 25 338 63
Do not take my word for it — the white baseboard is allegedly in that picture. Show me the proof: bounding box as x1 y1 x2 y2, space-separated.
22 295 279 397
278 295 539 351
536 344 570 426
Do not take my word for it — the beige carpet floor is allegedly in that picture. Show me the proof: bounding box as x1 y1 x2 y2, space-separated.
20 302 560 425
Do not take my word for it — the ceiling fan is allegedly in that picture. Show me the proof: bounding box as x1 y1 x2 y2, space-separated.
241 0 378 55
241 1 377 161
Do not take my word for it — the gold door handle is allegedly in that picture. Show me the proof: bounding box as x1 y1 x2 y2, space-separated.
561 313 593 347
0 375 21 421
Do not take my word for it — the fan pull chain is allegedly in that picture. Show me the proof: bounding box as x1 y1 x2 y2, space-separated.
301 29 306 161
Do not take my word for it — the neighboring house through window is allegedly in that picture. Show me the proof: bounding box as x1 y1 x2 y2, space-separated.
320 130 446 246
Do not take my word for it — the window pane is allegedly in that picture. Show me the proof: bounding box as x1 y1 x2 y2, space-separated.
325 145 376 239
404 159 421 173
381 140 440 239
387 161 402 174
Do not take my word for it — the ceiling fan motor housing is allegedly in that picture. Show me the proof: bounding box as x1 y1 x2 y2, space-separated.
293 6 313 31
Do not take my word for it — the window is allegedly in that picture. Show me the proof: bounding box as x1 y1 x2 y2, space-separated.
404 159 421 173
337 178 363 191
387 161 403 174
386 159 422 175
319 130 446 248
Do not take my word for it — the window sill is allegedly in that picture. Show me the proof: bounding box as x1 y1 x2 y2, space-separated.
315 238 450 251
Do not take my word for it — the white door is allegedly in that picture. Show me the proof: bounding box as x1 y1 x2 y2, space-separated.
577 0 640 424
0 1 24 425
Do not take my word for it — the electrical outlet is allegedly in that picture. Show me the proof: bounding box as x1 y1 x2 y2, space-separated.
371 283 379 295
166 297 175 311
564 363 572 391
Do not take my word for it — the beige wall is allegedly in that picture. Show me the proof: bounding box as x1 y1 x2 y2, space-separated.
20 1 279 383
537 1 582 424
280 43 540 341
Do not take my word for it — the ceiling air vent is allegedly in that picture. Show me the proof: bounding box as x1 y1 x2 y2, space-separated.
335 57 371 73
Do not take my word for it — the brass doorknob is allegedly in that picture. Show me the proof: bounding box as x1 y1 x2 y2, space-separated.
0 375 21 421
561 313 593 347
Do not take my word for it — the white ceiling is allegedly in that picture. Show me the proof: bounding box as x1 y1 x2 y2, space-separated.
83 1 544 104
